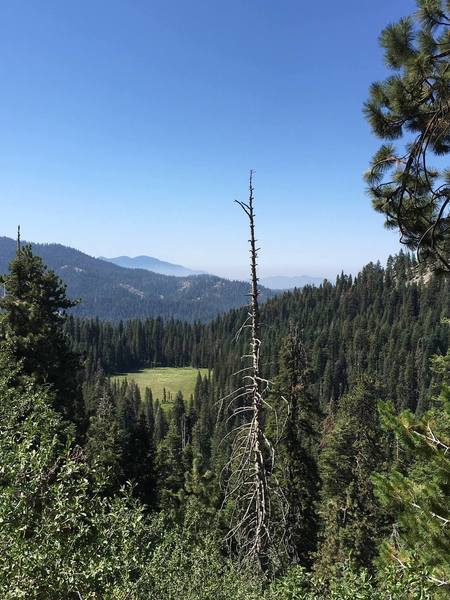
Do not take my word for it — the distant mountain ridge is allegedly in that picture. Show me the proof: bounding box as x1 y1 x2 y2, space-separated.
99 255 205 277
261 275 324 290
0 237 275 322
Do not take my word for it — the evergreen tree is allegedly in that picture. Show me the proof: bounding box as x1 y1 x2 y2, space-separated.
373 343 450 594
116 381 155 504
364 0 450 270
315 379 388 577
269 326 320 567
85 386 123 493
172 391 188 448
143 386 155 453
154 399 168 445
156 415 185 513
0 244 81 422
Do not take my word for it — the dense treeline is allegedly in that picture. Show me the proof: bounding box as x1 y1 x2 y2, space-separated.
69 252 450 415
67 316 206 373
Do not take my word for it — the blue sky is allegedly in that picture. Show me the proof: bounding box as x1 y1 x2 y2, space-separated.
0 0 416 279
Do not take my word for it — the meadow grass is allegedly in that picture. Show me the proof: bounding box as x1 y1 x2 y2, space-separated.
113 367 210 411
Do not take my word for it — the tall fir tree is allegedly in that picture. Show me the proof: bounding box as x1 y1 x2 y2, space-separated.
0 244 82 423
116 381 155 505
269 325 320 567
156 414 185 513
315 379 389 577
85 386 123 494
154 398 168 445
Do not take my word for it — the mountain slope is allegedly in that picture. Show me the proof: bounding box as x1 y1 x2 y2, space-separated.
0 237 274 322
98 255 205 277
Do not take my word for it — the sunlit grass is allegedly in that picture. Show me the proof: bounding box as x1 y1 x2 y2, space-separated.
113 367 210 410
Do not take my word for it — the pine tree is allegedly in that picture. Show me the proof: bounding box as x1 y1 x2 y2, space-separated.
364 0 450 270
0 244 81 422
373 343 450 594
191 375 213 464
172 391 188 448
269 325 320 567
315 379 388 577
154 399 168 444
183 455 220 528
143 386 155 451
85 386 123 493
156 414 185 512
116 381 155 504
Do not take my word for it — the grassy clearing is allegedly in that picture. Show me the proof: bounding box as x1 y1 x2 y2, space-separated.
113 367 210 411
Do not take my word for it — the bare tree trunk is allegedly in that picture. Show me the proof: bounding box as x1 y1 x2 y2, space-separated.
223 171 273 571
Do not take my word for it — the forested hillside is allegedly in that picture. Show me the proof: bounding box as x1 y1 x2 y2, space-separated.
70 253 449 415
0 237 274 322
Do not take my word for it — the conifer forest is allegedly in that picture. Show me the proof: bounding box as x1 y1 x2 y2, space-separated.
0 1 449 598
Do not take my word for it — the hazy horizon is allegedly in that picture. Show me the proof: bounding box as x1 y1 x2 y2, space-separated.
1 232 400 283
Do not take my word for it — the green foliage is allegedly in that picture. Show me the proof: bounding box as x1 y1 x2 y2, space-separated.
156 416 185 513
85 388 124 493
154 398 169 444
364 1 450 270
51 253 450 595
184 457 220 519
136 514 264 600
268 325 320 566
315 380 389 576
373 347 450 594
0 245 81 421
0 363 155 599
266 562 435 599
1 242 448 596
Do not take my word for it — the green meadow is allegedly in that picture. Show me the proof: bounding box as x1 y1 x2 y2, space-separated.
113 367 209 411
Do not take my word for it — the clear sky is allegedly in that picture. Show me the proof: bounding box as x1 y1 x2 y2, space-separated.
0 0 416 280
